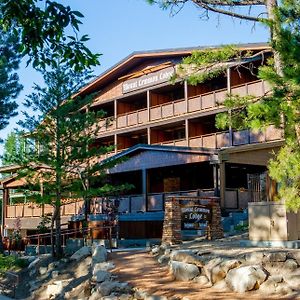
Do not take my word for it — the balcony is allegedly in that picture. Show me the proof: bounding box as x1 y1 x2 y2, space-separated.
95 80 269 134
189 125 283 149
6 200 84 219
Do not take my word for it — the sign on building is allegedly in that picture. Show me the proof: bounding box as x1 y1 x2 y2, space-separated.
181 204 212 230
122 66 175 94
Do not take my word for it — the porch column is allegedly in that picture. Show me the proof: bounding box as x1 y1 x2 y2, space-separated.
142 169 148 211
114 134 118 154
184 80 188 113
147 127 151 145
147 90 150 122
220 162 226 208
114 99 117 128
213 164 220 197
227 67 233 146
185 119 189 146
1 188 8 235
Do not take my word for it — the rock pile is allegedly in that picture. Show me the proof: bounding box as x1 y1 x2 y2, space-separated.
151 245 300 297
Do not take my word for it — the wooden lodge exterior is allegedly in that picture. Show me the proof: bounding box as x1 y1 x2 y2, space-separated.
0 43 284 238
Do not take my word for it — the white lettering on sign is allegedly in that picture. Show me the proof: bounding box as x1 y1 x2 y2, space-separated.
122 67 175 93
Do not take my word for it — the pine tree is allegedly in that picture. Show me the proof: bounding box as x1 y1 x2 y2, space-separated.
2 131 25 166
0 29 22 131
19 62 131 257
151 0 300 211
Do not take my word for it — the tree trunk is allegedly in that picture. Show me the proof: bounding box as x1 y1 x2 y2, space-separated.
265 0 283 76
54 205 62 258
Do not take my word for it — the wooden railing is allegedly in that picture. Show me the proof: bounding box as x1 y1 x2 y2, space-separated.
150 98 185 121
189 125 283 149
6 200 84 218
95 80 270 134
91 189 215 214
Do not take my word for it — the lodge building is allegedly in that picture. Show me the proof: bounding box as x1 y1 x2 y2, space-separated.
0 43 284 240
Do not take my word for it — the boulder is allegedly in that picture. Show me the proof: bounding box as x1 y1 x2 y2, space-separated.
284 259 298 271
210 259 241 284
284 270 300 290
119 294 133 300
193 275 211 287
92 245 107 264
169 261 200 281
170 250 204 267
265 252 287 262
93 270 111 283
65 280 91 299
98 281 131 296
70 246 91 261
158 254 170 264
225 265 268 293
39 266 48 275
134 288 149 299
145 296 168 300
93 262 115 277
245 252 264 263
259 276 292 295
28 257 40 269
212 279 229 292
46 281 63 298
89 291 102 300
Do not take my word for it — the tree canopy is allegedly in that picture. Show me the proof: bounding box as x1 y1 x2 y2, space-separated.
150 0 300 211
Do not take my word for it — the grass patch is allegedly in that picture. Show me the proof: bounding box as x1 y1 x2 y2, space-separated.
0 254 29 274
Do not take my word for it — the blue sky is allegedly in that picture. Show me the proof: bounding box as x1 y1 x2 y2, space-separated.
0 0 269 154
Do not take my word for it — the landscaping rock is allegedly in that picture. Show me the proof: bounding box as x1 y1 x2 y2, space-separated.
284 259 298 271
98 281 131 296
70 246 91 261
265 252 287 262
158 254 170 264
244 252 264 263
93 261 115 275
169 261 200 281
193 275 211 287
283 270 300 290
225 265 268 293
134 288 149 299
28 257 40 269
119 294 133 300
89 291 102 300
93 270 111 283
46 281 63 298
51 270 59 278
145 295 168 300
151 245 161 256
38 266 48 275
259 276 292 295
170 250 204 267
212 279 229 291
65 279 91 299
209 259 241 284
92 245 107 264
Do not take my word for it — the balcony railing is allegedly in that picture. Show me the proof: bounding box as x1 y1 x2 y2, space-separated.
95 80 270 134
6 200 84 219
189 125 283 149
150 98 186 121
90 189 215 214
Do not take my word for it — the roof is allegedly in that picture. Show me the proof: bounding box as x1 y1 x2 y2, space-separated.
76 42 270 98
102 143 218 163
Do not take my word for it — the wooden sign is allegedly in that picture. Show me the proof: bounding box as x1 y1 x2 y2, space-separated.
122 67 175 94
181 204 212 230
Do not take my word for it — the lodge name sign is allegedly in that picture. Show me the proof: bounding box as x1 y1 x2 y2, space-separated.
122 66 175 94
181 204 212 230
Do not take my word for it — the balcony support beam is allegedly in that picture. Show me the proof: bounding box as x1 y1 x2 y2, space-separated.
220 162 226 208
142 169 148 211
185 119 189 146
184 80 188 113
147 90 150 122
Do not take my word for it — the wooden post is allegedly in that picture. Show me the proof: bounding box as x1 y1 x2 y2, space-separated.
37 235 40 255
184 80 188 113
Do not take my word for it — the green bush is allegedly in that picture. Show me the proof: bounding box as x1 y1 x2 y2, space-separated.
0 254 29 273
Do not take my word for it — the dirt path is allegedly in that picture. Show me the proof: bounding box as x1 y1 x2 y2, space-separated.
110 250 297 300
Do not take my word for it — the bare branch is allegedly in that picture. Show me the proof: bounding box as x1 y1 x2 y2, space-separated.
192 1 265 21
